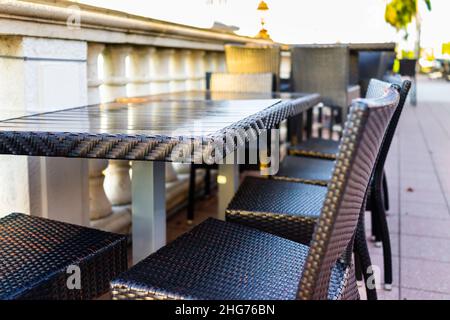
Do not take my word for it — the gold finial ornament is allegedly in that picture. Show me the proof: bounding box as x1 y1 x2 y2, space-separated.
256 28 271 40
257 0 269 11
256 1 272 40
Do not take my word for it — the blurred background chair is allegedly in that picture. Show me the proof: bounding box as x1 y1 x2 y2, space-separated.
358 51 397 96
224 44 281 90
207 72 275 92
291 45 360 139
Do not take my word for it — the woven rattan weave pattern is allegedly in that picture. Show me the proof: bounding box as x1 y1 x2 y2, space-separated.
287 79 393 160
288 138 340 159
224 45 281 80
274 155 334 185
261 80 411 296
0 213 127 300
111 218 351 300
209 73 274 93
0 91 320 162
111 86 398 300
226 177 327 245
298 86 399 299
225 84 399 299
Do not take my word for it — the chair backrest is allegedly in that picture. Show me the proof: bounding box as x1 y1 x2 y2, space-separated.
371 79 411 185
297 84 400 300
291 45 350 108
344 78 410 187
365 78 392 99
206 72 274 93
358 51 397 96
224 45 281 89
380 52 397 76
399 59 417 77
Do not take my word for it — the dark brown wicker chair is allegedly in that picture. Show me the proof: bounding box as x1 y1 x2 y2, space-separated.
291 45 361 137
275 79 411 291
0 213 127 300
110 85 399 300
226 83 401 300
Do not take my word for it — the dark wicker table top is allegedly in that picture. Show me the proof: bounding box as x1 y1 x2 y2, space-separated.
0 91 320 162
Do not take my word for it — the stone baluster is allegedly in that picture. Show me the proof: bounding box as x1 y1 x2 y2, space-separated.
88 159 112 220
204 51 219 73
101 45 133 217
280 51 291 80
87 43 105 105
187 50 206 90
150 48 174 94
171 50 188 92
101 45 131 102
216 52 227 72
86 43 114 224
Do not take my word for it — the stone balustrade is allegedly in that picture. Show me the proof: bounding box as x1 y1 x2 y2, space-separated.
0 0 289 233
86 44 227 233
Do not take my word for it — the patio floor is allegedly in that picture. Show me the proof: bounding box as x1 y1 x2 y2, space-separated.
366 76 450 300
167 76 450 300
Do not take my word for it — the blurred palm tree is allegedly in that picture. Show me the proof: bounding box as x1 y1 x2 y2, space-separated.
385 0 432 57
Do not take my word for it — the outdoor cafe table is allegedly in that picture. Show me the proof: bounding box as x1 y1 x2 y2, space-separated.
0 91 320 263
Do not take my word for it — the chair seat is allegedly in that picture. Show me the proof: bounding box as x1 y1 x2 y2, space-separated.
277 155 374 211
226 177 327 244
288 138 340 160
111 218 357 300
275 155 334 185
0 213 128 300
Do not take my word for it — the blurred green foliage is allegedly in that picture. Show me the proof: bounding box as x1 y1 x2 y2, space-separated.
443 43 450 55
385 0 431 31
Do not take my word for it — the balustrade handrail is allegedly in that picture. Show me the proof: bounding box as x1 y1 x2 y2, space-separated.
0 0 280 50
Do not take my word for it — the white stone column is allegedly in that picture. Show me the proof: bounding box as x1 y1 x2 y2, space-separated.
0 36 89 225
101 45 133 211
150 48 174 94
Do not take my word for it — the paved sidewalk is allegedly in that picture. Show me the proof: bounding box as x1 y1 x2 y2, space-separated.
365 77 450 300
167 77 450 300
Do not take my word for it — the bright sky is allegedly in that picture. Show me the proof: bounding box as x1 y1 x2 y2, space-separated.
75 0 450 55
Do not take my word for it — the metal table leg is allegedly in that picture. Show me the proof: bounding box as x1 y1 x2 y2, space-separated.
131 161 166 265
306 108 313 139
